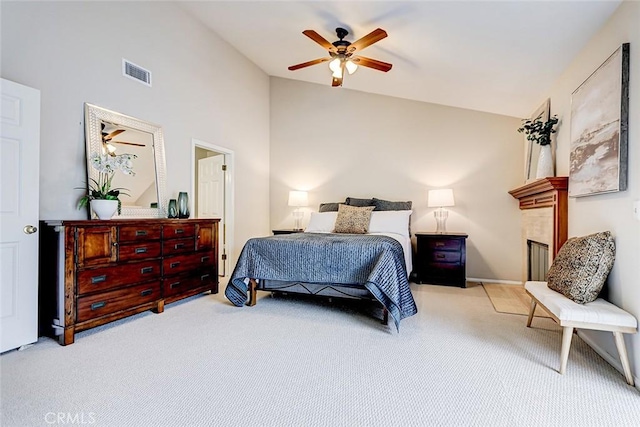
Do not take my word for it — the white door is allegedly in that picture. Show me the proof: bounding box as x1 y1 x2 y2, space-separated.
197 155 226 275
0 79 41 352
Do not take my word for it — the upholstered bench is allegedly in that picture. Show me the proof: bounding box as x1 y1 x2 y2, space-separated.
525 281 637 386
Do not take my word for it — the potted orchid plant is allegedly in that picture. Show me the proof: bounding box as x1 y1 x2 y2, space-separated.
78 152 137 219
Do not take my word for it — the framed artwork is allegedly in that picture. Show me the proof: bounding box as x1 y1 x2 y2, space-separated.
525 98 551 182
569 43 629 197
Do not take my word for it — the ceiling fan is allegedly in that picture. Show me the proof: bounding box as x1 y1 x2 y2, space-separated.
288 27 393 87
101 123 145 155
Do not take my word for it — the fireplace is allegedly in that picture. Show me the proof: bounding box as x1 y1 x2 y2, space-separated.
528 240 549 281
509 178 568 282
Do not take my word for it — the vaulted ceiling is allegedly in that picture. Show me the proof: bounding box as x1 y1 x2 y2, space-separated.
180 1 620 118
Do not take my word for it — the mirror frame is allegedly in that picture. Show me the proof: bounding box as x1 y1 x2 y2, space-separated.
84 103 168 218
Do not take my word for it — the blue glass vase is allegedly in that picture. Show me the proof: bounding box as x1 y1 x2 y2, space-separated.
167 199 178 219
177 192 190 219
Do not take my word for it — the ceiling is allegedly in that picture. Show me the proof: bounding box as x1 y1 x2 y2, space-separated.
180 1 621 118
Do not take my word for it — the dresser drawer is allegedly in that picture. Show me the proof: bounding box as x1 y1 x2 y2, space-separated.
162 273 214 298
163 224 195 239
429 250 461 264
162 237 196 255
77 281 161 323
119 225 162 242
78 260 162 295
163 252 214 276
118 241 162 261
423 238 462 251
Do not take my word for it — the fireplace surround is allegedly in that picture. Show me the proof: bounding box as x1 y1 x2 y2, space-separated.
509 177 568 282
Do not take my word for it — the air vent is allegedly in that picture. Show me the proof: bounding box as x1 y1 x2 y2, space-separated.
122 59 152 87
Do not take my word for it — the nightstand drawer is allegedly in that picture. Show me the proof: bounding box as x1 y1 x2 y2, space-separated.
425 239 461 251
430 251 461 264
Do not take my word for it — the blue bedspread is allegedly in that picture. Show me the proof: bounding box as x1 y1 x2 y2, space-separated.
225 233 417 329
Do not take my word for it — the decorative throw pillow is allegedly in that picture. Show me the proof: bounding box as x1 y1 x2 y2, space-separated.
345 197 375 207
318 202 342 212
372 198 412 211
333 204 375 234
546 231 616 304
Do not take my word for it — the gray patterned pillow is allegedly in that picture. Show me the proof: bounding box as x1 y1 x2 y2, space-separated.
372 198 412 211
319 202 342 212
333 204 375 234
345 197 375 207
546 231 615 304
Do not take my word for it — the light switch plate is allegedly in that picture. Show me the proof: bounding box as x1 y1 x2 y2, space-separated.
634 201 640 221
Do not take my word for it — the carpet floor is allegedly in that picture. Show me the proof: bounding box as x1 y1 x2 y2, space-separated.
482 283 552 318
1 283 638 427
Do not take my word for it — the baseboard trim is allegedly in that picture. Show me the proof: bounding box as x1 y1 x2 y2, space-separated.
467 277 522 285
577 330 639 391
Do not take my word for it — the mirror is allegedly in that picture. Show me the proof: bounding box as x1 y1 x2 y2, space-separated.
525 98 550 182
84 103 168 218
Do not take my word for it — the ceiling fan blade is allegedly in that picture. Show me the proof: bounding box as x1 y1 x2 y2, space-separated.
103 129 125 141
112 141 146 147
288 57 331 71
351 56 393 72
347 28 387 54
302 30 337 53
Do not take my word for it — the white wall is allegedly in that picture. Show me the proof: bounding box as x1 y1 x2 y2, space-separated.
270 77 524 282
1 1 271 262
546 0 639 384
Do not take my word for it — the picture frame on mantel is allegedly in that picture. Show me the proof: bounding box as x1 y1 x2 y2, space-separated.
569 43 629 198
524 98 551 183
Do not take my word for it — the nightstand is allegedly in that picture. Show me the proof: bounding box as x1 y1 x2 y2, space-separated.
272 229 304 235
413 232 468 287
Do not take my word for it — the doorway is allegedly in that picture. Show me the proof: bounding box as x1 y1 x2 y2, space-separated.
191 139 234 278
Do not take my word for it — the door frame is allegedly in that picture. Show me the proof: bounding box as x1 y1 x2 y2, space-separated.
191 139 234 278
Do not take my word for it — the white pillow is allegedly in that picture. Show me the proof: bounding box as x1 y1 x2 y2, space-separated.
368 210 412 237
305 212 338 233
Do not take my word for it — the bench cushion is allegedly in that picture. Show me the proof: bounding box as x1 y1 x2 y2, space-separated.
525 281 637 329
546 231 615 304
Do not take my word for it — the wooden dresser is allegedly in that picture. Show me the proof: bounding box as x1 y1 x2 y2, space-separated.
413 232 468 288
39 219 219 345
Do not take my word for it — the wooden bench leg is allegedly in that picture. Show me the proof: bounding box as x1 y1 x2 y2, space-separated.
613 332 635 386
559 326 574 374
247 279 257 307
526 298 537 327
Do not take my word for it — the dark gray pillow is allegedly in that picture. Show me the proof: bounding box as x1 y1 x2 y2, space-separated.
546 231 615 304
318 202 341 212
372 198 412 211
345 197 374 207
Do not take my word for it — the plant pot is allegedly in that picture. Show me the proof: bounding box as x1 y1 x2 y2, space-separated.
91 199 118 220
535 144 554 179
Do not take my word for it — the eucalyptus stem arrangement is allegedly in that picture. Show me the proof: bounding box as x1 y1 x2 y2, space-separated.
517 114 559 146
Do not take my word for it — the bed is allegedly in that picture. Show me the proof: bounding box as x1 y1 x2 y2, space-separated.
225 200 417 329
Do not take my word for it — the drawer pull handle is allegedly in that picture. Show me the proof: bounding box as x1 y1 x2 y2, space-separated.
174 243 185 249
135 247 148 254
91 275 107 284
91 301 106 310
435 242 445 247
140 289 153 297
170 262 180 269
135 230 148 236
170 282 181 289
200 274 210 281
201 256 210 263
436 254 446 259
141 266 154 274
175 229 184 234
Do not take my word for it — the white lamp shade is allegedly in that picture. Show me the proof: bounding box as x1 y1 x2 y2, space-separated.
288 190 308 207
428 189 455 207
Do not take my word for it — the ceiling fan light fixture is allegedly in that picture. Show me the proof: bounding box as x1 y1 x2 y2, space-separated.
345 60 358 75
331 68 343 79
329 58 341 73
